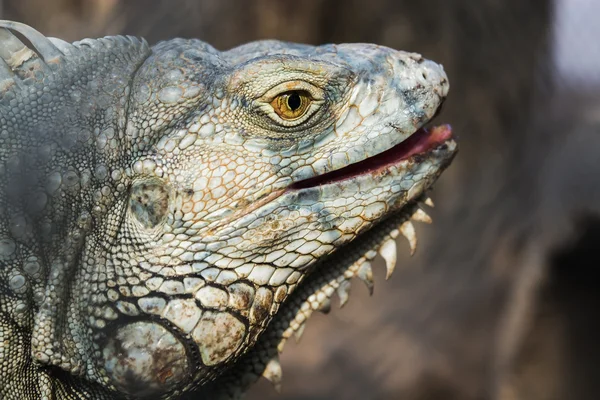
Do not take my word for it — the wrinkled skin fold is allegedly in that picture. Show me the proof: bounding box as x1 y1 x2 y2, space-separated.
0 21 456 399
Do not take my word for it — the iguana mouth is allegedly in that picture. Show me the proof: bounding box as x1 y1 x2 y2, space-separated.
207 125 453 235
289 124 453 190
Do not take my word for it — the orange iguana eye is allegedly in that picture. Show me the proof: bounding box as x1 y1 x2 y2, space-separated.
270 90 312 120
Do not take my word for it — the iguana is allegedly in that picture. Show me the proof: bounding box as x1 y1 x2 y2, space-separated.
0 20 456 399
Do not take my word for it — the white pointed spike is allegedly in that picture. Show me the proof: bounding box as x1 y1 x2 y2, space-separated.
400 221 417 255
336 280 351 307
424 197 435 207
263 356 283 392
411 208 432 224
317 298 332 314
357 262 374 295
379 238 397 280
294 321 306 343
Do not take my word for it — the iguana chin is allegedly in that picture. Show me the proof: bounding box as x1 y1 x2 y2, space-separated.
0 20 456 399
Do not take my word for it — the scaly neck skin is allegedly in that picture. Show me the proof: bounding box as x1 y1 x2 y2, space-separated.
0 31 150 380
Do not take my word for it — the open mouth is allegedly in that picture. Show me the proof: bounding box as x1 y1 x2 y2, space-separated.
289 124 453 190
207 124 453 234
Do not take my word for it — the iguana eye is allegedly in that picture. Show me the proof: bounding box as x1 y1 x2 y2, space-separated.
270 90 312 120
257 81 325 128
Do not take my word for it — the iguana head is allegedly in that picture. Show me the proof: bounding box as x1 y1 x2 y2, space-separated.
83 40 455 396
0 20 455 397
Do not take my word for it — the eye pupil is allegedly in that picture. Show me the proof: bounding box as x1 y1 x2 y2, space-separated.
287 92 302 111
270 89 314 121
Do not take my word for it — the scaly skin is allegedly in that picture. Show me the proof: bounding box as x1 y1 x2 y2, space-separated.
0 21 456 399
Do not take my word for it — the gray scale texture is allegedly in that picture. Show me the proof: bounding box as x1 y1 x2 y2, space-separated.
0 20 456 399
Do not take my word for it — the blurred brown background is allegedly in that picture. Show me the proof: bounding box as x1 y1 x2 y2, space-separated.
3 1 600 399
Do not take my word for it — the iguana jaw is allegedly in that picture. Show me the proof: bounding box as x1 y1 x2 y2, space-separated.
241 128 457 393
207 125 454 234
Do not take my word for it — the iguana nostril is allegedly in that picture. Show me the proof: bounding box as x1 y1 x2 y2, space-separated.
102 322 191 397
420 59 449 96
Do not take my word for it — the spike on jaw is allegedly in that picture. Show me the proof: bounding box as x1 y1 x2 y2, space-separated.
316 298 332 314
336 280 351 307
411 208 432 224
424 197 435 207
400 221 417 255
378 238 397 280
357 262 374 295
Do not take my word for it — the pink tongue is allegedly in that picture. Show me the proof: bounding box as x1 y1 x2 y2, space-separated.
393 124 453 161
289 124 453 190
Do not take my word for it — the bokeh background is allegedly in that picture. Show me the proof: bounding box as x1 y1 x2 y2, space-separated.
2 1 599 399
